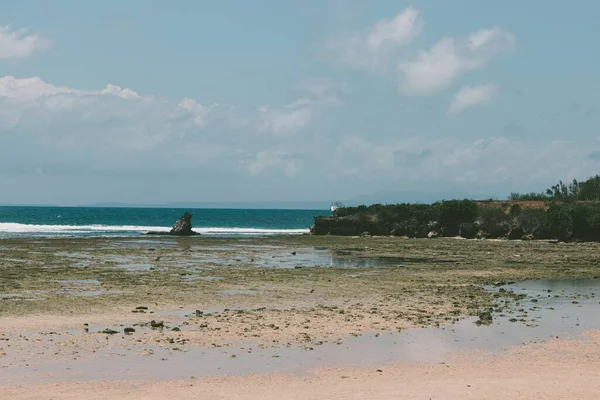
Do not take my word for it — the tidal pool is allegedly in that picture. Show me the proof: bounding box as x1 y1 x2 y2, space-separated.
2 278 598 385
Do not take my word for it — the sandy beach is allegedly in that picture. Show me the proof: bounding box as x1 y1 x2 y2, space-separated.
3 330 600 399
2 236 600 398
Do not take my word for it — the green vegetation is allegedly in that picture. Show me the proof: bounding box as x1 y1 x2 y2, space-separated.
316 175 600 241
510 175 600 201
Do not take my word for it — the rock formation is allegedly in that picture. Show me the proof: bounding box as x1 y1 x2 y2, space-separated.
146 212 200 236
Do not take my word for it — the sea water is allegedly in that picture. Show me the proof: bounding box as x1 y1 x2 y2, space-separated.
0 206 325 238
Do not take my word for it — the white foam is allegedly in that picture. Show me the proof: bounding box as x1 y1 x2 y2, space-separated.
0 223 308 236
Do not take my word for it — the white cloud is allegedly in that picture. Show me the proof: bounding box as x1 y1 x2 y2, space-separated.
258 103 314 136
0 25 53 59
0 76 77 100
398 27 515 95
367 7 423 48
0 76 336 180
295 78 339 97
244 149 303 178
258 79 343 136
6 75 594 197
100 84 140 99
327 7 423 70
448 84 498 114
0 76 214 153
329 136 598 188
178 97 219 127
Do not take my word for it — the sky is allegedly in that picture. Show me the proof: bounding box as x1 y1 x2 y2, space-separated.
0 0 599 205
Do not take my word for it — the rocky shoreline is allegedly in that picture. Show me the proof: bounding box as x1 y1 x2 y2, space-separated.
310 200 600 241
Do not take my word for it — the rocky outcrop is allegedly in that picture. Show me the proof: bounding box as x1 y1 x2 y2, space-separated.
169 212 198 235
146 212 200 236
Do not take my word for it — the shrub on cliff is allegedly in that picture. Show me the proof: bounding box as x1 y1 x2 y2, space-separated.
477 206 509 238
437 199 478 236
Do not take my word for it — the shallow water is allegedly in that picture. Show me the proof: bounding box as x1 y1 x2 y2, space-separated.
182 248 409 269
2 278 599 384
57 279 101 286
217 289 259 295
114 263 154 271
179 275 224 281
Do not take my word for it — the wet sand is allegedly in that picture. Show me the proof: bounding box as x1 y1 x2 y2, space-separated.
3 330 600 399
1 236 600 398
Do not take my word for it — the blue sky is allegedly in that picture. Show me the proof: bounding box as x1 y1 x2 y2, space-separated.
0 0 599 205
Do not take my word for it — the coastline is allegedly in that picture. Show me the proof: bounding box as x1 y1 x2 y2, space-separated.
1 235 600 397
2 330 600 399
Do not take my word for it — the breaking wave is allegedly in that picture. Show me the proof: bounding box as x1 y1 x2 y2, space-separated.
0 223 309 237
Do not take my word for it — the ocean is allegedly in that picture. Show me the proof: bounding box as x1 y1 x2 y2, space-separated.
0 206 327 238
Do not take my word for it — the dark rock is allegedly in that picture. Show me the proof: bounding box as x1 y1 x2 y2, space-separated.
136 306 148 310
146 212 200 236
171 327 181 331
170 212 198 235
102 328 119 334
475 311 493 326
124 327 135 333
150 320 164 328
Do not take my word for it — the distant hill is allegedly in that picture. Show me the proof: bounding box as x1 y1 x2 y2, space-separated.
81 201 330 210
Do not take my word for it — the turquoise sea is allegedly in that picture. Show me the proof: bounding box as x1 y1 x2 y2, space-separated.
0 206 327 238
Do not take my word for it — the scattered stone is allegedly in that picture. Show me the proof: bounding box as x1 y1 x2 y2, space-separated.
124 327 135 334
101 329 119 334
171 327 181 331
475 311 493 326
150 320 164 328
136 306 149 310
